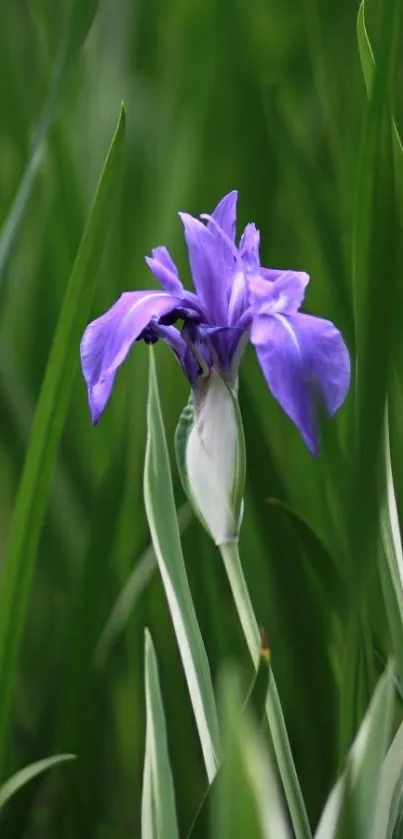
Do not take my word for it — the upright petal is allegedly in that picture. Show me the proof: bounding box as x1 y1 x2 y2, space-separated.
239 223 260 273
227 222 260 325
81 290 192 422
179 212 231 325
248 269 309 315
145 247 183 294
251 312 350 453
210 191 238 242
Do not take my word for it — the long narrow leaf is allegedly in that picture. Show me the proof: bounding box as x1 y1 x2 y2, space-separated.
143 630 179 839
0 104 126 773
0 0 101 296
143 348 221 782
219 542 312 839
94 503 193 668
357 0 403 213
315 666 394 839
213 668 290 839
379 408 403 685
0 754 75 811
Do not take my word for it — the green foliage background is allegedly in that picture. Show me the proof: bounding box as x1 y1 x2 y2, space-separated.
0 0 401 836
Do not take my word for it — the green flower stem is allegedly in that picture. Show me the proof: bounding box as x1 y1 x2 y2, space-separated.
220 541 312 839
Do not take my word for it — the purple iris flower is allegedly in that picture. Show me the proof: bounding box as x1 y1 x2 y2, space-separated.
80 191 350 454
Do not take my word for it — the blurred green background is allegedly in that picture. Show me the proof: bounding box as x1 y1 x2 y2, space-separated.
0 0 401 836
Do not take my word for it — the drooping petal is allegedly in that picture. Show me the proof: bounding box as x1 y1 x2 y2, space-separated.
80 290 195 422
179 212 231 325
210 191 238 242
248 269 310 315
146 322 200 383
251 312 351 453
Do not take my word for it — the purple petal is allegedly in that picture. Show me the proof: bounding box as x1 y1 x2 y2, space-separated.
209 191 238 242
248 269 310 315
227 223 261 324
228 269 247 325
145 322 199 382
145 247 183 294
81 290 188 422
239 223 260 273
179 212 231 325
251 312 351 453
146 248 203 313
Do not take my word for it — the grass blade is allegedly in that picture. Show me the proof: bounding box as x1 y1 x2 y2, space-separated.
219 542 312 839
143 348 221 782
379 408 403 685
315 666 394 839
0 104 126 774
94 503 193 668
357 0 403 213
0 754 75 811
0 0 101 296
351 0 399 570
213 668 291 839
143 630 180 839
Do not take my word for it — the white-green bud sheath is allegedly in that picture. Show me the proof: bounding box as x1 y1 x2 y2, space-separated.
175 370 246 546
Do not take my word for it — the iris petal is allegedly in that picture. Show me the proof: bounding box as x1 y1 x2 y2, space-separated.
248 269 309 314
145 247 183 294
251 312 351 453
179 212 231 326
239 223 260 273
209 191 238 242
81 290 194 422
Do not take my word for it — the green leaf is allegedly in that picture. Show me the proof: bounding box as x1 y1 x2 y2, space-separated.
0 754 75 811
357 0 403 215
379 410 403 687
242 632 271 725
187 643 271 839
383 723 403 839
356 1 375 97
351 0 399 576
219 542 312 839
212 668 290 839
174 391 194 497
0 104 126 774
0 0 101 296
143 347 221 782
142 630 179 839
94 503 193 668
315 666 395 839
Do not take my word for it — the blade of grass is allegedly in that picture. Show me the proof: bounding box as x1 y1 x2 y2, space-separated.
213 668 291 839
351 0 399 580
219 541 312 839
0 104 126 776
0 0 101 298
340 0 400 759
143 630 180 839
379 407 403 685
357 0 403 215
94 503 193 669
143 348 221 782
0 754 75 811
315 666 394 839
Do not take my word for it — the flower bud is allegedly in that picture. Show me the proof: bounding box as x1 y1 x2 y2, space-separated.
175 371 245 545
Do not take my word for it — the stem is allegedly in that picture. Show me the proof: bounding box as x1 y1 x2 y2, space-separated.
220 541 312 839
